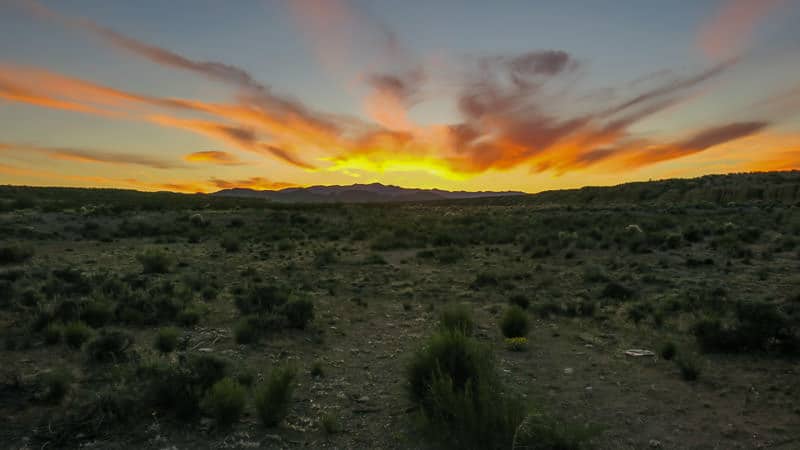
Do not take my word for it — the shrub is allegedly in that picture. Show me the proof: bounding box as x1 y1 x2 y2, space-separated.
676 353 701 381
142 354 229 420
40 368 73 404
234 317 260 344
313 247 337 267
236 284 288 315
601 281 635 301
659 341 677 360
362 253 387 265
435 247 465 264
254 365 297 427
310 361 325 378
582 264 608 283
693 301 798 354
43 323 63 345
500 307 529 338
185 354 230 390
81 299 113 328
86 330 134 363
407 330 524 450
439 304 475 335
470 272 499 290
177 305 203 326
154 327 180 354
321 413 341 435
221 236 241 253
512 411 599 450
283 298 314 329
63 321 92 349
0 244 34 265
407 331 493 409
189 213 205 227
202 377 246 427
508 294 530 310
136 248 173 274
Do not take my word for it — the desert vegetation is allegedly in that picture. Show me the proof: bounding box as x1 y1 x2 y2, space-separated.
1 172 799 449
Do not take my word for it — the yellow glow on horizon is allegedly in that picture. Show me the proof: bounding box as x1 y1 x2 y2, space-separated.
318 153 470 181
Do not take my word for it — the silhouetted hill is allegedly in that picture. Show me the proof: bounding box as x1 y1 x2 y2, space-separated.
212 183 525 203
1 171 798 209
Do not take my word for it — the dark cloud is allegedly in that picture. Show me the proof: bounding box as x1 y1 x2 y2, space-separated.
677 121 768 150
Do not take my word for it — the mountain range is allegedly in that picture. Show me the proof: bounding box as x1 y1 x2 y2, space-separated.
212 183 526 203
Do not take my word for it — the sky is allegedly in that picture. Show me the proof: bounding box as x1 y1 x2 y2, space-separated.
0 0 799 194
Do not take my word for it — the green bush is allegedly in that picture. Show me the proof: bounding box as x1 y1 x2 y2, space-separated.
154 327 181 354
407 331 523 449
86 329 134 363
43 323 63 345
283 298 314 329
321 412 341 435
362 253 387 265
581 264 608 283
81 299 113 328
601 281 635 300
313 247 337 267
500 307 529 338
40 368 73 404
202 377 246 427
310 361 325 378
512 411 599 450
676 353 701 381
136 248 173 274
0 244 34 265
407 331 494 411
693 301 798 354
254 365 297 427
470 272 499 290
659 341 677 360
177 305 203 326
142 353 230 420
234 316 260 344
439 304 475 335
63 321 92 349
221 236 241 253
235 284 288 315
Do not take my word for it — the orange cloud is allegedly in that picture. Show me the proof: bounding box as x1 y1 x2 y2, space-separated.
698 0 786 59
184 151 244 166
0 77 110 115
3 4 796 186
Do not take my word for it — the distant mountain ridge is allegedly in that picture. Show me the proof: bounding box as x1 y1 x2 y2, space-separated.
212 182 526 203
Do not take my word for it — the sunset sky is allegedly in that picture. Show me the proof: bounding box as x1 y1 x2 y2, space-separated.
1 0 799 193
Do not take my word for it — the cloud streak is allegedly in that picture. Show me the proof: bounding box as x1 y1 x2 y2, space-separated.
0 142 186 169
698 0 786 59
184 151 244 166
2 0 789 186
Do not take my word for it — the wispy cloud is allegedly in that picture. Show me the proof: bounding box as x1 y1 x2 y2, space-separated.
2 0 791 185
698 0 786 59
0 142 185 169
184 151 244 166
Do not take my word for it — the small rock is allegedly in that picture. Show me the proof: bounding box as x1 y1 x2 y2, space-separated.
649 439 662 448
563 368 574 375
